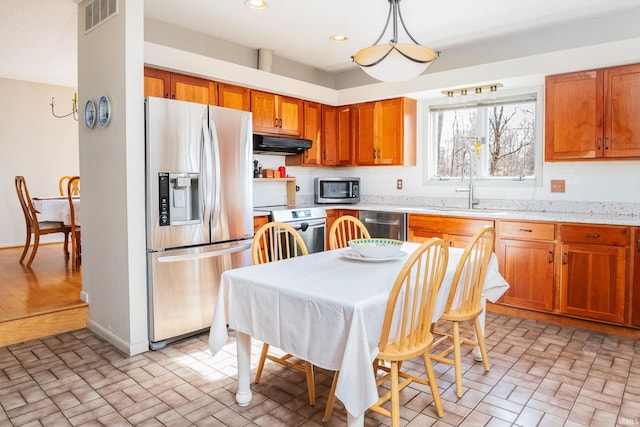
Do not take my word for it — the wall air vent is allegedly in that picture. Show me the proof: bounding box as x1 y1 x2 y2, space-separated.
84 0 118 33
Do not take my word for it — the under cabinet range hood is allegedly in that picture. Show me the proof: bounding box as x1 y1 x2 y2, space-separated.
253 134 312 155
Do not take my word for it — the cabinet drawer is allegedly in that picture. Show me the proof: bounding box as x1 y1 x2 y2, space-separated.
560 224 627 246
497 221 555 241
408 214 493 235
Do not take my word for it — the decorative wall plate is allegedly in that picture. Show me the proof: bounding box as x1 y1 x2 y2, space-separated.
98 95 111 127
84 99 96 129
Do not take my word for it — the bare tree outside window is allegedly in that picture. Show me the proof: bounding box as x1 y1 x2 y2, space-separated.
432 97 536 179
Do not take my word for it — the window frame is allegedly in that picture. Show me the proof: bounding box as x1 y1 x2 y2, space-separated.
422 85 544 190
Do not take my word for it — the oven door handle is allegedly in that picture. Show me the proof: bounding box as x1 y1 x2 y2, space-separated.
289 219 326 230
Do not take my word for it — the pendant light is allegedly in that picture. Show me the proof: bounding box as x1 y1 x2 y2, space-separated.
353 0 440 82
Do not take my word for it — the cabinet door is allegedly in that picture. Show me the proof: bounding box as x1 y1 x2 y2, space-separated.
499 239 555 311
355 102 376 165
302 102 322 165
144 67 170 98
251 91 279 134
170 73 217 104
560 243 626 323
217 83 250 111
325 209 359 246
337 105 354 166
545 70 604 161
377 99 402 165
604 63 640 158
278 96 303 137
321 105 338 165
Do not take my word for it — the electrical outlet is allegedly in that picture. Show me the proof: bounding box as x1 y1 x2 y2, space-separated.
396 179 403 190
551 179 565 193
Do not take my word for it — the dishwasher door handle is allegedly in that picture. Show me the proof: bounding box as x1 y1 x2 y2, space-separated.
363 217 400 226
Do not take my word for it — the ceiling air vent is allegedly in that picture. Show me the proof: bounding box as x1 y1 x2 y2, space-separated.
84 0 118 33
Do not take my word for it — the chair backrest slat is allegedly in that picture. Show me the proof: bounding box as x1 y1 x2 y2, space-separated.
252 221 309 265
328 215 371 250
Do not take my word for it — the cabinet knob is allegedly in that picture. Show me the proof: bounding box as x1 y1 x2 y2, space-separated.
562 252 567 265
548 251 553 263
584 233 600 239
604 137 610 150
597 137 602 150
519 228 533 233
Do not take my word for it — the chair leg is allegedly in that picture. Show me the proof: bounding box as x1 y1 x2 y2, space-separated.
452 321 463 398
322 371 339 422
474 317 491 372
305 362 316 406
390 361 400 427
26 232 40 267
64 230 70 258
423 355 443 417
19 228 31 263
254 343 270 383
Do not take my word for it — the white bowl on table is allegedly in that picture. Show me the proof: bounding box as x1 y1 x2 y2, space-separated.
348 238 403 259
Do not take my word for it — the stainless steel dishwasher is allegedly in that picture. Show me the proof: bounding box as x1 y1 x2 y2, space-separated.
359 211 406 241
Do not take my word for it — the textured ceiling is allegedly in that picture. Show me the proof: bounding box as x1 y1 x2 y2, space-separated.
2 0 639 88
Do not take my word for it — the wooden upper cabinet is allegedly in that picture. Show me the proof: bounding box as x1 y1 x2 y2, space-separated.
322 104 354 166
604 63 640 158
144 67 171 99
545 63 640 161
251 90 303 137
143 67 216 105
217 83 250 111
171 74 217 105
301 101 322 166
355 97 416 166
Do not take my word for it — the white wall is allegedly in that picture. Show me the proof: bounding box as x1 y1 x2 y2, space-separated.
0 79 79 248
77 0 147 355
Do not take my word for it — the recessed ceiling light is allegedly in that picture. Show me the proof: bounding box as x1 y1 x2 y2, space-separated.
330 35 348 42
244 0 268 9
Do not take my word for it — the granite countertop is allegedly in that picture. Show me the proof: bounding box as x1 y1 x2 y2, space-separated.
255 203 640 226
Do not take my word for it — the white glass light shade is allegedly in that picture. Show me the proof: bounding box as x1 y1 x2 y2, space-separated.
353 43 438 82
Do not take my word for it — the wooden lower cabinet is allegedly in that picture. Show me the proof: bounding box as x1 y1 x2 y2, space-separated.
559 224 627 324
253 215 269 233
496 221 556 312
326 209 359 247
407 214 493 248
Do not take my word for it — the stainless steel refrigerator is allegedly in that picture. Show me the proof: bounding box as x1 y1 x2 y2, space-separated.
145 97 253 349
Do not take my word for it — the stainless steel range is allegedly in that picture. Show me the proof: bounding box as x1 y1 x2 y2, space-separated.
255 206 327 254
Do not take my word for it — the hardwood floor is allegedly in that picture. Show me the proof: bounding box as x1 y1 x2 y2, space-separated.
0 243 86 347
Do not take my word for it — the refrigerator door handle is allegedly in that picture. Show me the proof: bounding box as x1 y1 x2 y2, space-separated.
156 241 251 263
202 120 213 227
209 118 222 228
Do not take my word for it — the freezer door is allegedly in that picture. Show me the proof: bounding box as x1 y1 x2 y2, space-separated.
147 240 251 346
208 106 254 243
146 97 211 250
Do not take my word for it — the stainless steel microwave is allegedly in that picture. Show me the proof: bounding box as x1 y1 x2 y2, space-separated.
314 177 360 204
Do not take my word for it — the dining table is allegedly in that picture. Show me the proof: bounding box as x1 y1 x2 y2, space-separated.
32 196 80 226
208 241 509 426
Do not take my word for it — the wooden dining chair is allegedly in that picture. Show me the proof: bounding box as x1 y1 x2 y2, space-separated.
67 176 81 271
58 175 80 196
15 175 70 267
328 214 371 250
251 221 316 405
323 238 449 424
430 226 496 397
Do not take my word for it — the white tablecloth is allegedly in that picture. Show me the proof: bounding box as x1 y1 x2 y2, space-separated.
32 196 80 226
209 242 509 424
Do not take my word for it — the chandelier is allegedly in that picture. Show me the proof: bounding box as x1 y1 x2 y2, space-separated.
352 0 440 83
50 93 78 121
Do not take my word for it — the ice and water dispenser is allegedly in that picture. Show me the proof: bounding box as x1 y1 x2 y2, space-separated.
158 172 200 226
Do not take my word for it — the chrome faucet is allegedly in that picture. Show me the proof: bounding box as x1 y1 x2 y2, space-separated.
456 148 479 209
